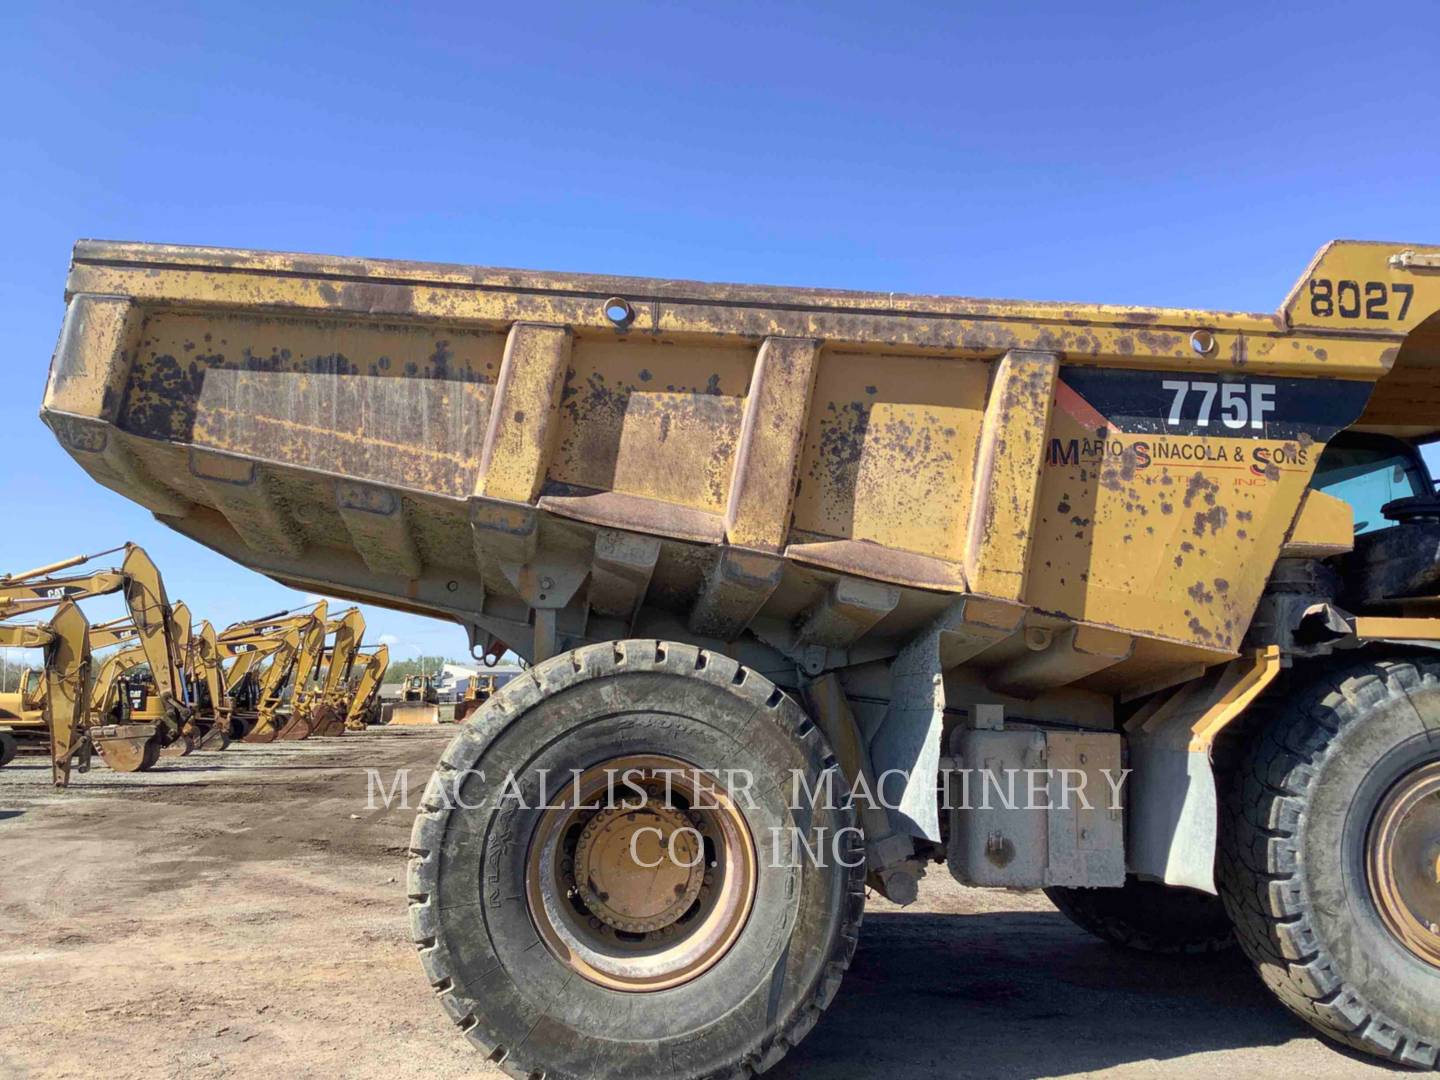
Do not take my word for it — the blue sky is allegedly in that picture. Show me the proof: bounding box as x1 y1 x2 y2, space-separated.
3 1 1439 659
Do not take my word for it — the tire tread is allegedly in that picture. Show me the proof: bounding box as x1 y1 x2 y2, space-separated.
406 640 866 1080
1218 656 1440 1069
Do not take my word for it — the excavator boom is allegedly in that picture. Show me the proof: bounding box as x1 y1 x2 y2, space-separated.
343 645 389 730
221 602 328 742
190 620 234 742
0 543 217 771
308 608 363 735
0 601 92 786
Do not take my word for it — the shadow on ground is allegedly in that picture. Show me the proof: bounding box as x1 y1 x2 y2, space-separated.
772 909 1382 1079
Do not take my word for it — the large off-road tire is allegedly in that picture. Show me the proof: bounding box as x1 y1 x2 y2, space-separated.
1045 876 1234 954
408 640 864 1080
0 731 17 768
1218 656 1440 1068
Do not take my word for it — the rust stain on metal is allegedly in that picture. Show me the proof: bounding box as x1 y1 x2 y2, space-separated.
39 237 1440 679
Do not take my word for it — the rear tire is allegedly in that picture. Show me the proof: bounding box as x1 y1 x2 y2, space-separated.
0 731 16 768
1218 656 1440 1069
408 640 864 1080
1045 876 1234 954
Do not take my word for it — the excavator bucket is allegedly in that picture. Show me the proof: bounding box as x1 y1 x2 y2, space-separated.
240 717 279 743
90 722 161 772
274 711 314 740
307 703 345 737
193 725 228 751
157 732 196 758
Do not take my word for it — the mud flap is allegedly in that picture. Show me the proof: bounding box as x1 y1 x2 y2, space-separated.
1124 648 1282 894
1126 743 1217 892
867 599 1019 841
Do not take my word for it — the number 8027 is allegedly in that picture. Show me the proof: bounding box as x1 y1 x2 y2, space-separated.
1310 278 1413 321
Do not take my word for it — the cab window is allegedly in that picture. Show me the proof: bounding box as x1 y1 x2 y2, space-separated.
1312 442 1426 534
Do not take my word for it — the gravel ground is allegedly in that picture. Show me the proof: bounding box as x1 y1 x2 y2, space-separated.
0 727 1400 1079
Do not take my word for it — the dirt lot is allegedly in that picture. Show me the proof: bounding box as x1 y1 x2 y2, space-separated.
0 728 1398 1080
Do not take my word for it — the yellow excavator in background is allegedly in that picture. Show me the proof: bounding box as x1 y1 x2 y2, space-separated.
151 599 224 752
8 613 142 762
217 602 328 741
86 641 169 769
213 622 295 739
0 650 45 769
0 601 90 786
342 645 389 730
188 619 235 744
27 597 218 766
0 544 192 771
304 607 364 737
84 602 226 761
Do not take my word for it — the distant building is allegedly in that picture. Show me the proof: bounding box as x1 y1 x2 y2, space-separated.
434 663 475 701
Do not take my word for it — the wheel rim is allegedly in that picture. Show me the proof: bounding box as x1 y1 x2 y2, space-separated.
525 754 757 992
1367 759 1440 968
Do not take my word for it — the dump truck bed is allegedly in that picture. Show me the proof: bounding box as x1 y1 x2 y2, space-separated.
41 239 1440 699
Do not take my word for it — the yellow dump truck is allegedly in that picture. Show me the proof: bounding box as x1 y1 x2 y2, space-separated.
40 239 1440 1075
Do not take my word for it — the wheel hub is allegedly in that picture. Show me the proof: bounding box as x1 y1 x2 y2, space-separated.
573 802 704 933
1368 760 1440 967
525 754 757 992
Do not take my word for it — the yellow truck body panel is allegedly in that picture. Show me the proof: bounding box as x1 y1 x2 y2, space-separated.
40 239 1440 699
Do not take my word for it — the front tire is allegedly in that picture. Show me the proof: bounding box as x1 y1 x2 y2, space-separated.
1219 656 1440 1068
407 640 864 1080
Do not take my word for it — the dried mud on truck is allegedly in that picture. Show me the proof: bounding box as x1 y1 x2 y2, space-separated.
39 238 1440 1076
